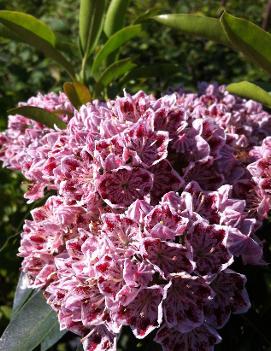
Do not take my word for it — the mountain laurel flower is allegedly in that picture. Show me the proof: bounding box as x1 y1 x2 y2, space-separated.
1 84 271 350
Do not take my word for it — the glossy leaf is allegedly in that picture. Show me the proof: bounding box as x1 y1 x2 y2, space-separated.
8 106 67 130
0 10 55 45
95 58 136 95
40 323 66 351
79 0 106 56
92 24 144 79
220 11 271 75
0 291 59 351
104 0 130 37
63 82 92 110
153 14 230 46
227 81 271 108
11 273 33 318
0 11 75 79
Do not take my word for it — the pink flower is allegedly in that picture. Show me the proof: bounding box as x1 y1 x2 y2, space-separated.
1 84 270 351
150 160 184 204
98 167 153 208
143 238 195 277
205 269 251 329
164 273 211 332
82 326 117 351
116 285 167 338
64 284 106 328
144 203 188 240
95 254 125 303
155 323 221 351
186 222 232 276
101 213 141 253
122 123 169 167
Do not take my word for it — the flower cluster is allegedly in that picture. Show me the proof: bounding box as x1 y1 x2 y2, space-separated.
0 92 74 200
0 83 270 351
248 137 271 205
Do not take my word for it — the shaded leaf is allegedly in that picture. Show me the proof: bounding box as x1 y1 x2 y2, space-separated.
104 0 130 37
55 33 77 56
220 11 271 75
12 273 33 318
8 106 67 130
95 58 136 95
227 81 271 108
134 7 165 24
152 14 230 46
40 322 66 351
0 292 59 351
63 82 92 110
121 63 181 85
0 11 75 79
79 0 106 57
0 306 12 320
92 24 144 79
0 24 21 41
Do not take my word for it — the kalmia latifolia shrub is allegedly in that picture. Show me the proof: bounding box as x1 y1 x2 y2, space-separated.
1 83 271 351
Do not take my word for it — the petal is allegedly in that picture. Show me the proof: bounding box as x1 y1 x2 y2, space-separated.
155 323 221 351
164 273 211 332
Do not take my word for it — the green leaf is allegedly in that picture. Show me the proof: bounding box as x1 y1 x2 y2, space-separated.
121 63 181 84
104 0 130 37
0 11 75 79
0 306 12 320
92 24 144 79
79 0 106 56
152 14 230 46
95 58 136 95
63 82 92 110
12 273 33 318
0 24 21 41
55 33 77 56
0 10 55 45
134 7 164 24
220 11 271 75
8 106 67 130
0 291 59 351
40 323 66 351
227 81 271 108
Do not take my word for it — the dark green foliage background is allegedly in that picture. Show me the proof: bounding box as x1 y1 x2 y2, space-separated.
0 1 271 350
